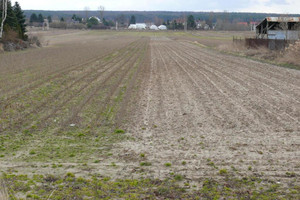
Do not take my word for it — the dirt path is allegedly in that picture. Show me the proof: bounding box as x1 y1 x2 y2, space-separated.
119 37 300 186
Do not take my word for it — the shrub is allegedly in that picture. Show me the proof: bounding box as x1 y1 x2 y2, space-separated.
49 22 67 29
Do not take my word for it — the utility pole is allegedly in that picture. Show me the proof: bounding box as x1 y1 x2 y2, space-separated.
116 21 118 30
84 6 90 23
184 13 187 32
0 0 8 39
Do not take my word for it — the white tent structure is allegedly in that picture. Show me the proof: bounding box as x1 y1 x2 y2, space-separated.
128 24 137 29
129 23 146 30
89 16 101 23
158 25 167 30
150 25 159 30
136 23 147 30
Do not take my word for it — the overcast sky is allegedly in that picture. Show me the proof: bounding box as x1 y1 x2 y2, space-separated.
12 0 300 14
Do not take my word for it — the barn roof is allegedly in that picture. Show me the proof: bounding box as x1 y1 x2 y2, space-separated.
257 17 300 28
265 17 300 22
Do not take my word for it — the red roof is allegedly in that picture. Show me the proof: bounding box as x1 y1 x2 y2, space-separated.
237 22 248 26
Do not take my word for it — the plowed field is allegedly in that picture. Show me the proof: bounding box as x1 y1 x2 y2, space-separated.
0 30 299 198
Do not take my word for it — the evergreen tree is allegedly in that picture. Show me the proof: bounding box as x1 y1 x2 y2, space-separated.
30 13 38 23
129 15 136 24
47 15 52 23
72 14 76 20
172 20 178 30
13 1 26 39
187 15 196 29
60 17 64 22
87 17 99 28
103 18 109 26
38 13 44 23
71 14 82 23
3 1 18 32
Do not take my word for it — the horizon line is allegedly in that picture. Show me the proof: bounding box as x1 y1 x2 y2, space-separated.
23 10 300 15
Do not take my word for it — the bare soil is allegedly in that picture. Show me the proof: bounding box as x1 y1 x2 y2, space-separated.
0 30 299 192
118 36 300 186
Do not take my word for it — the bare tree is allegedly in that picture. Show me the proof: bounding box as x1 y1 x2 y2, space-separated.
99 5 105 22
0 0 8 39
84 6 90 22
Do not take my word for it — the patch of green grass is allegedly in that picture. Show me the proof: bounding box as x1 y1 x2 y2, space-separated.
164 163 172 167
174 174 184 181
219 169 228 175
114 129 125 134
29 150 36 155
2 172 299 199
207 161 218 169
140 162 152 166
286 172 296 177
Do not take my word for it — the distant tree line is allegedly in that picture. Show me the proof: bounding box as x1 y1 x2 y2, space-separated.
29 13 52 24
0 0 26 40
24 10 300 26
22 10 300 31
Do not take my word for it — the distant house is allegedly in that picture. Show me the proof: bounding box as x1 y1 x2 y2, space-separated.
237 22 248 26
250 21 259 32
256 17 300 40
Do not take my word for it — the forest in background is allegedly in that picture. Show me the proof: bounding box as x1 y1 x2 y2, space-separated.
24 10 300 24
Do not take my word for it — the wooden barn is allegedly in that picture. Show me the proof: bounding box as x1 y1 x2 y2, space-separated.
256 17 300 40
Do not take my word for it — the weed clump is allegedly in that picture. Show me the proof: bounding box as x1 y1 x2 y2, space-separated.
114 129 125 134
219 169 228 175
29 150 36 155
174 174 183 181
164 163 172 167
140 162 152 166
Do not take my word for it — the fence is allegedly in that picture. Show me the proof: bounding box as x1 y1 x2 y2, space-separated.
244 38 293 50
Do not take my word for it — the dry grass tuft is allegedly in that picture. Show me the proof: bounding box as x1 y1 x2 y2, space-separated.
218 40 300 68
278 40 300 66
0 180 9 200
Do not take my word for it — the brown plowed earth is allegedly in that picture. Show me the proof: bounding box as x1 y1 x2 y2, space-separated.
0 39 145 132
118 37 300 186
0 32 135 97
0 32 299 189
